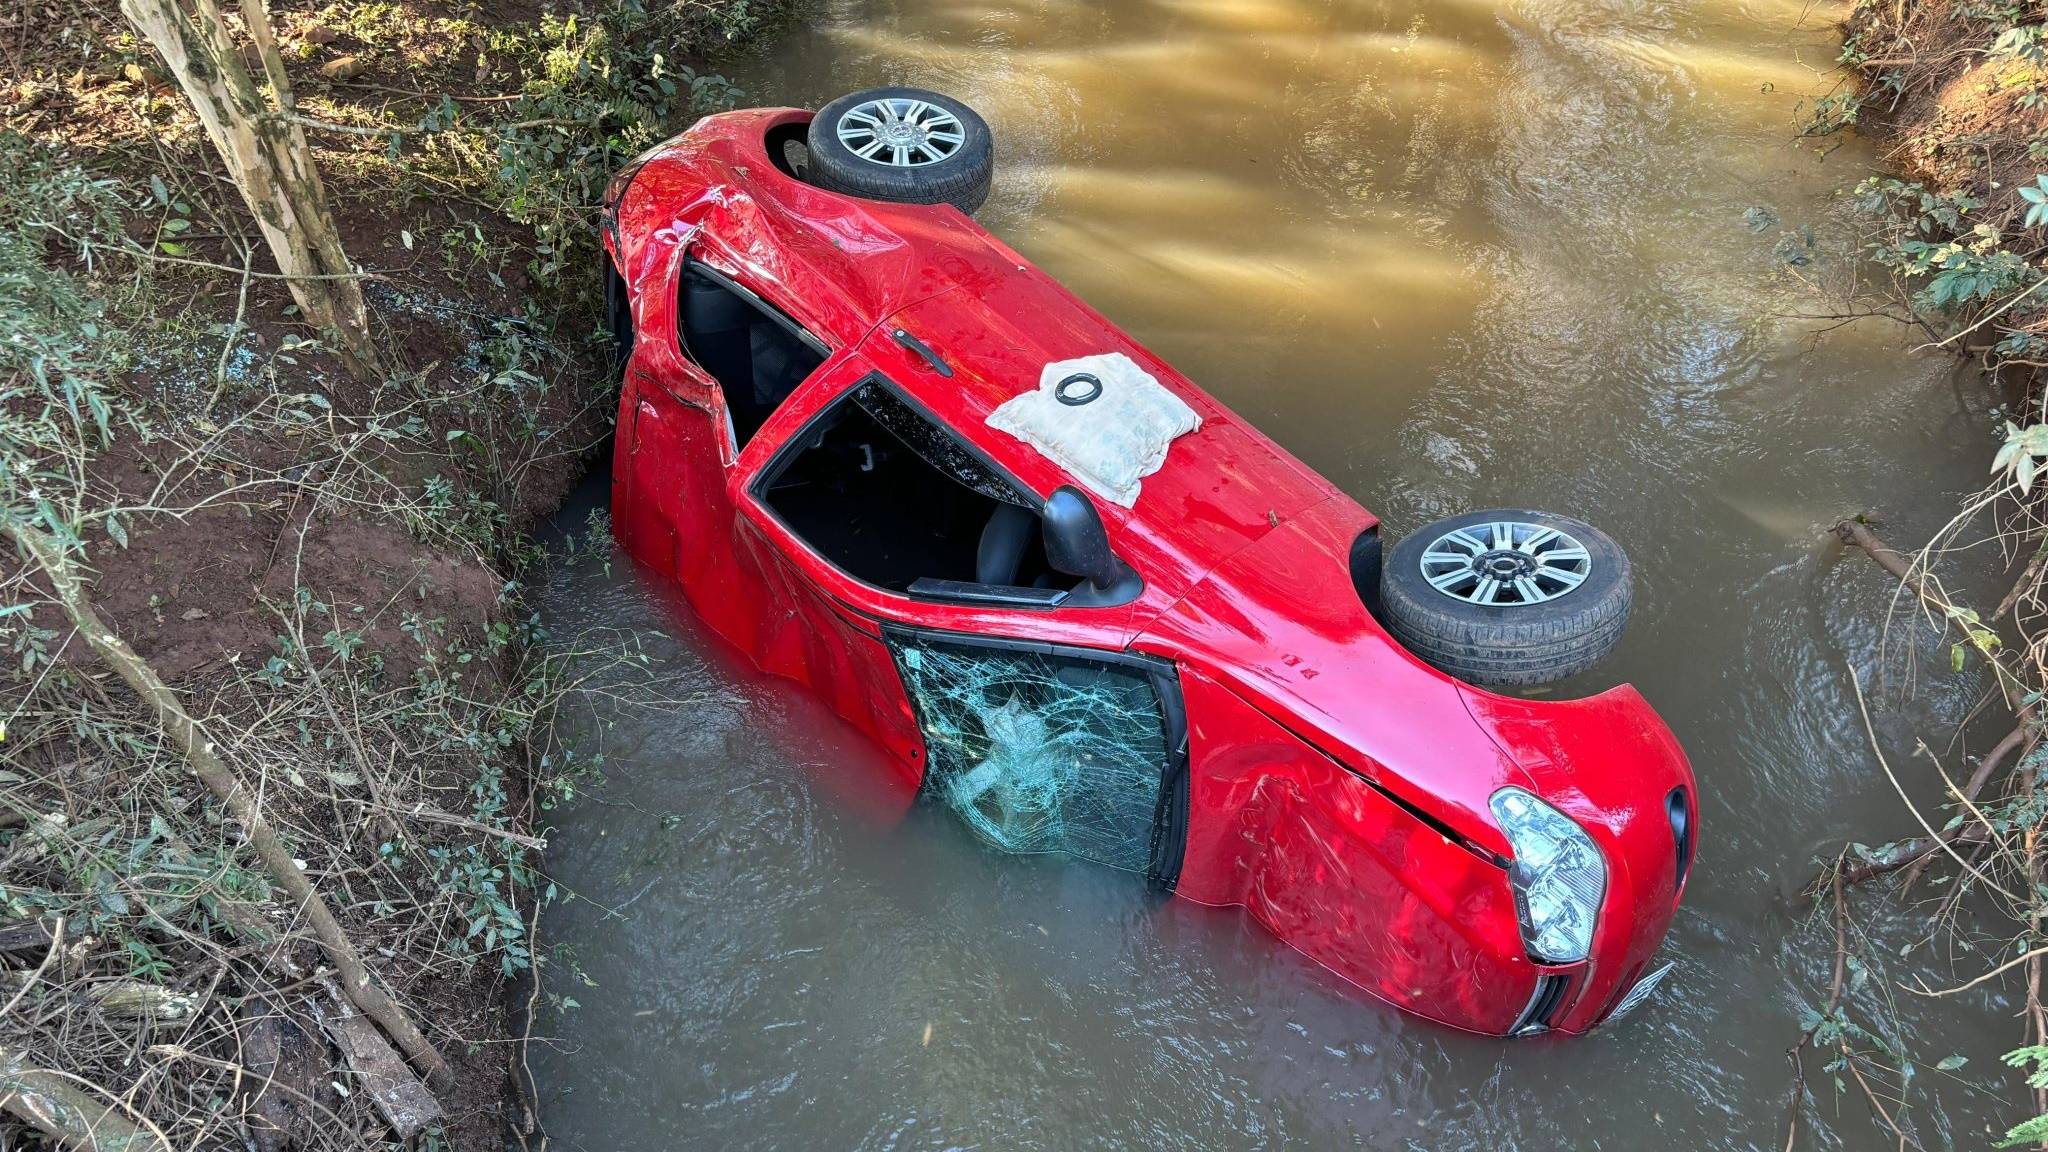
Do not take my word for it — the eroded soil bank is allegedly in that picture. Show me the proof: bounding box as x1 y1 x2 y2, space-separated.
0 1 778 1147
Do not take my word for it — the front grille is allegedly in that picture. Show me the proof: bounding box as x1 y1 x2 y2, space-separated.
1512 972 1571 1036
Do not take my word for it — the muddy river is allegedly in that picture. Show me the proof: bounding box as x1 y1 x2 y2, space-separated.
530 0 2022 1147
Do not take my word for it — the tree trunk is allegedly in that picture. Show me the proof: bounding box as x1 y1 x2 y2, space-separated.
3 521 451 1091
118 0 380 376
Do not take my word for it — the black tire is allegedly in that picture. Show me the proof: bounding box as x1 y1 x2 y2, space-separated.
1381 509 1632 687
805 87 994 215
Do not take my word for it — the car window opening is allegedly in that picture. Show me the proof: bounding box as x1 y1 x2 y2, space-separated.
677 262 825 449
763 379 1064 594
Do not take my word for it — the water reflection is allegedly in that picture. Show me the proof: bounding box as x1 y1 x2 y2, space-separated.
532 0 2018 1146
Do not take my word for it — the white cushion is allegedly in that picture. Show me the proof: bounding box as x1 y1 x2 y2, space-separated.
985 352 1201 508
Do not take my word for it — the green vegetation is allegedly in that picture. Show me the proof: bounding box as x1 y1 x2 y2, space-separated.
1806 0 2048 1143
0 0 777 1146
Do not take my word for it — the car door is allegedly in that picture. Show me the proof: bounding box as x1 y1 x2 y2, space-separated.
611 228 933 789
726 340 1191 886
616 233 840 652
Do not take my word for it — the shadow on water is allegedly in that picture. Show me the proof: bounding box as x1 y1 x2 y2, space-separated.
531 0 2024 1147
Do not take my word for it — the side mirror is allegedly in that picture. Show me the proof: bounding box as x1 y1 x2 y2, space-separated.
1042 486 1141 605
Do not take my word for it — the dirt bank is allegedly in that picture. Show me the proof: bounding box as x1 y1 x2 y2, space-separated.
0 0 784 1147
1825 0 2048 371
1807 3 2048 1144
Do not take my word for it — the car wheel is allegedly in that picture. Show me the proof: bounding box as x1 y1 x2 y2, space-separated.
804 87 994 215
1381 510 1632 687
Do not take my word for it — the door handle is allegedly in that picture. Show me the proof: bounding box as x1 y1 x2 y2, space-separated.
892 329 953 377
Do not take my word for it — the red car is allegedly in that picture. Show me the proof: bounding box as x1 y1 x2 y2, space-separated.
600 88 1697 1037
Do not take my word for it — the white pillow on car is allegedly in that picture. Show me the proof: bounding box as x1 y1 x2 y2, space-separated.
986 352 1201 508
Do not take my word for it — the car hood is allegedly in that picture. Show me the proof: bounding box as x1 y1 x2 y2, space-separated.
1132 499 1532 860
1134 494 1694 874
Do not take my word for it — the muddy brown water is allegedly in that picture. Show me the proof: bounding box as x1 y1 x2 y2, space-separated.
529 1 2027 1147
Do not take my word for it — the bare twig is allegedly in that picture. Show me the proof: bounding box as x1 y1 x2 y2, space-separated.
2 519 453 1092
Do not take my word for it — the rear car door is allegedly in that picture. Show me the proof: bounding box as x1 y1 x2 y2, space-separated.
616 232 833 647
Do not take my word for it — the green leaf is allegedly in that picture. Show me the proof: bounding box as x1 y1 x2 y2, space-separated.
1936 1054 1968 1071
106 515 127 549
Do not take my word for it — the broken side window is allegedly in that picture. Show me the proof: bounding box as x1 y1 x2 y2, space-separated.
887 632 1184 877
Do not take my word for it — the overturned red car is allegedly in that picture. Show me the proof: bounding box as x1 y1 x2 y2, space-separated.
600 88 1697 1037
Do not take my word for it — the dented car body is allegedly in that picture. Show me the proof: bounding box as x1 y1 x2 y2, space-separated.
602 106 1697 1036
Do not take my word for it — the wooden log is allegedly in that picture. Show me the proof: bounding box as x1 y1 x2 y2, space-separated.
0 1046 171 1151
237 999 333 1152
314 991 442 1139
87 980 200 1024
0 919 58 954
0 974 199 1026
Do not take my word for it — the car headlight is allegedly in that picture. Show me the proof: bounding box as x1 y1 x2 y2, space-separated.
1489 787 1606 964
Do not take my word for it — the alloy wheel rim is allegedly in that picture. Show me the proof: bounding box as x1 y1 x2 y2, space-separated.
1419 521 1592 606
836 98 967 167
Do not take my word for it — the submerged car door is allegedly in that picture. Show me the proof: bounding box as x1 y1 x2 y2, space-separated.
727 345 1191 888
615 239 931 787
614 239 758 599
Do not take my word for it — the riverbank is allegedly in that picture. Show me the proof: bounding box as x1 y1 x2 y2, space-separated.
1812 2 2048 1144
0 1 781 1147
1825 0 2048 374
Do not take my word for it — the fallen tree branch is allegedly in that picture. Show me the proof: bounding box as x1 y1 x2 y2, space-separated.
1839 825 1993 885
1901 722 2033 890
0 1045 173 1152
2 519 453 1092
1836 518 1919 585
385 802 547 850
1848 662 2019 901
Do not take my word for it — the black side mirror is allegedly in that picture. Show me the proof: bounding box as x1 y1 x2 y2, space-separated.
1042 486 1141 605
